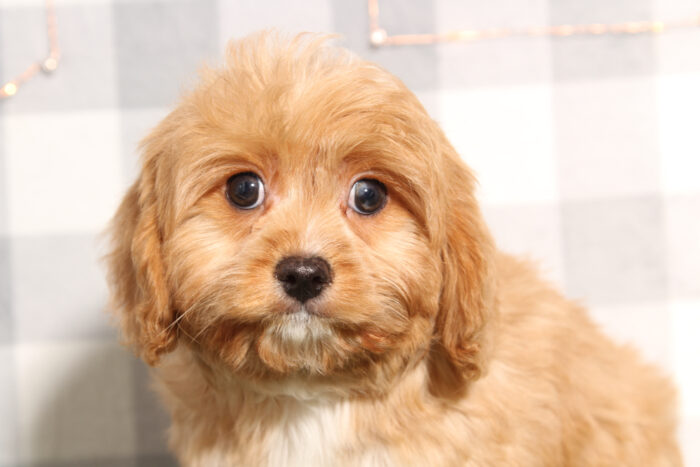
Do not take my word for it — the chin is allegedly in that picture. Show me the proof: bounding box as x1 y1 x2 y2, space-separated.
106 32 681 466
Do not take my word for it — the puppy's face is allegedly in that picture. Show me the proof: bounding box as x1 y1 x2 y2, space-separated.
166 99 441 382
108 35 494 396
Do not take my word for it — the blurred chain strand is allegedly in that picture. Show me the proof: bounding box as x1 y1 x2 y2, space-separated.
1 0 698 98
1 0 60 100
368 0 700 46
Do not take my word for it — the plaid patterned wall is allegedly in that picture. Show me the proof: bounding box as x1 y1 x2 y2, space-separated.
0 0 698 465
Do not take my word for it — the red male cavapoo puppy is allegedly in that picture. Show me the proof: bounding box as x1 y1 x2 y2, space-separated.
107 33 681 466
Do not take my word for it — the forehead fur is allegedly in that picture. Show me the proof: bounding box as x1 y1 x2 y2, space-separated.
194 33 437 161
141 33 472 245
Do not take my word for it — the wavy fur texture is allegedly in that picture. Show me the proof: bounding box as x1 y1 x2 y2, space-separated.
106 33 681 466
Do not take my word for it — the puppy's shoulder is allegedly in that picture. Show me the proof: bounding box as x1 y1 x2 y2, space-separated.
493 252 582 327
484 252 680 465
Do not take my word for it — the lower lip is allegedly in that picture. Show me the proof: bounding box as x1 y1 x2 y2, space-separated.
284 304 324 318
287 307 312 322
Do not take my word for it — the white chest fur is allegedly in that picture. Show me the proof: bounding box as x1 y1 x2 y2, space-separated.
263 398 350 467
156 351 398 466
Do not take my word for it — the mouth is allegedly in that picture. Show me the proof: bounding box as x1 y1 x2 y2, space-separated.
285 306 314 322
282 302 324 317
269 305 332 344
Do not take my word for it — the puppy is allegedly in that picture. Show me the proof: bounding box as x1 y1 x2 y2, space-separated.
107 33 681 466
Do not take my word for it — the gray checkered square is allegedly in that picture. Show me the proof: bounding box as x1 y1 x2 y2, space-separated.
0 346 18 466
0 113 7 347
0 4 45 104
550 0 654 81
375 0 436 35
11 235 111 342
551 0 652 23
562 195 667 304
332 0 439 91
0 6 3 82
1 4 117 114
136 454 178 467
16 342 136 464
114 0 219 108
0 238 11 344
436 0 552 88
32 458 136 467
439 0 549 29
132 360 172 459
552 35 654 82
0 114 6 238
438 37 552 89
218 0 332 43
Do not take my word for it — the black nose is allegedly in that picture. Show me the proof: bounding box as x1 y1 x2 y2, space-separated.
274 256 332 303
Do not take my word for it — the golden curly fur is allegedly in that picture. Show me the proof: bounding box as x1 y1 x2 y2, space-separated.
106 33 681 466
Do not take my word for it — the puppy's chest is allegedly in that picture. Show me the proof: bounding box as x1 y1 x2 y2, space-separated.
259 401 349 467
228 401 352 467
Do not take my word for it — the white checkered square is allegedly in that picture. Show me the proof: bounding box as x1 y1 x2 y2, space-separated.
438 85 556 205
483 203 565 288
554 77 659 201
657 72 700 195
589 301 671 369
653 0 700 74
671 300 700 418
15 340 136 464
413 90 440 122
4 110 123 235
680 418 700 467
665 194 700 299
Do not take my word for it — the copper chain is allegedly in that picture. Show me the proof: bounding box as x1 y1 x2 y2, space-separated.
369 0 700 46
0 0 60 100
1 0 697 98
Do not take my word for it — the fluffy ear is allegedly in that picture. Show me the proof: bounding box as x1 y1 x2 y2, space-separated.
106 162 177 365
428 156 496 399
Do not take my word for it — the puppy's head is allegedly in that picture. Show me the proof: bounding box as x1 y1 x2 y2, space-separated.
107 33 495 397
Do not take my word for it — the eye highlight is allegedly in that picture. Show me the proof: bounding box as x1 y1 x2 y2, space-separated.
348 179 387 215
225 172 265 209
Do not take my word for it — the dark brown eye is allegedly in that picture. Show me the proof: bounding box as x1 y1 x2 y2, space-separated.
225 172 264 209
348 179 387 215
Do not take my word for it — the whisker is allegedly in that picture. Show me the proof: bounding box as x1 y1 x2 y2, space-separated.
177 322 201 345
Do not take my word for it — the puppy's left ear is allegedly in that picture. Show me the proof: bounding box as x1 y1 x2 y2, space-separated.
106 155 177 365
428 154 496 398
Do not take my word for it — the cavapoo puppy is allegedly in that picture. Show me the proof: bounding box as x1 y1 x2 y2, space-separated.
107 33 680 466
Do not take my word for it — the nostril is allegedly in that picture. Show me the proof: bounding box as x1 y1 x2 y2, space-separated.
274 256 333 303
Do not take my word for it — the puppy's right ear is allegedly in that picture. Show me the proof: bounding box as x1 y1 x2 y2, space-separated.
427 152 496 399
107 164 177 365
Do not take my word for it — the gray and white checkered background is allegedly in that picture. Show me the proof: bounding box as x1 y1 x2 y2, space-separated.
0 0 698 465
